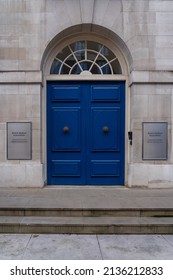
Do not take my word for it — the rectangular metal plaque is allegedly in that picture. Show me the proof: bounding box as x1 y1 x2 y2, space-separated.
7 122 32 160
142 122 168 160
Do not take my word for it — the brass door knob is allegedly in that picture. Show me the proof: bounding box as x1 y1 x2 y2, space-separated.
102 126 109 133
63 126 70 133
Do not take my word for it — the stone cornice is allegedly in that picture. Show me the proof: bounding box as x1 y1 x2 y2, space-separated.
129 71 173 86
0 71 42 84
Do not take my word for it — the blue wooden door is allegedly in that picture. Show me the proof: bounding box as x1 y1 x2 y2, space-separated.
47 81 125 185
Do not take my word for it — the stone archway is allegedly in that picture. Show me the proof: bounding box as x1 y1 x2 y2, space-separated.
42 24 132 76
41 24 132 186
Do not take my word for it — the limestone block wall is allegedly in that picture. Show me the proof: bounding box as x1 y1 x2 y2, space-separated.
0 78 43 187
129 81 173 187
1 0 173 72
0 0 173 187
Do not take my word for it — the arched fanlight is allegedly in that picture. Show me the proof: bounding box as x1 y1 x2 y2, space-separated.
50 40 122 75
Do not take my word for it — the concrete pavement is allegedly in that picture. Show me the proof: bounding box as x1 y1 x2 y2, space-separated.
0 234 173 259
0 186 173 209
0 186 173 259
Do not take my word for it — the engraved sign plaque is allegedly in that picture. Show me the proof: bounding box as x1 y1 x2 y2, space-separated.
142 122 167 160
7 122 32 160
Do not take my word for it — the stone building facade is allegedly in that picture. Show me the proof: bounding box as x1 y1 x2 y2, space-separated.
0 0 173 187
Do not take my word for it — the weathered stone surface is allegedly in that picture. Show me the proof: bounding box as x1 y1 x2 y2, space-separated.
129 164 173 188
0 164 43 187
0 0 173 187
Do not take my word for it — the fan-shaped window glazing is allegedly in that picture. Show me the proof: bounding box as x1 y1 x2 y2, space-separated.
50 41 122 75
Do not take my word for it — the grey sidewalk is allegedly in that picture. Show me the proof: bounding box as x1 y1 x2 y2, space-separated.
0 234 173 260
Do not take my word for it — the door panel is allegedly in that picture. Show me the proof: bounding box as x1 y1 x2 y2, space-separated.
51 86 80 101
47 81 125 185
91 85 121 102
91 160 120 177
91 108 120 151
52 107 81 151
51 160 81 177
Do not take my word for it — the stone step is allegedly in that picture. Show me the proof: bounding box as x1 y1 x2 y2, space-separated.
0 207 173 217
0 216 173 234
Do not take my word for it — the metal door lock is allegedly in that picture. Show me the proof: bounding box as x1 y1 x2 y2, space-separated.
128 131 133 145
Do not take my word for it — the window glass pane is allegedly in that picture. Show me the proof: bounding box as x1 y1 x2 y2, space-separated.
56 46 71 61
60 64 70 74
64 55 75 67
71 64 81 74
100 46 109 56
96 55 107 66
50 60 61 74
87 51 97 61
87 41 102 52
80 61 92 71
101 47 115 61
111 59 122 74
101 64 112 74
90 64 102 74
70 41 85 52
74 50 85 61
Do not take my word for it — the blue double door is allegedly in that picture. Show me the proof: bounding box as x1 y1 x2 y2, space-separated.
47 81 125 185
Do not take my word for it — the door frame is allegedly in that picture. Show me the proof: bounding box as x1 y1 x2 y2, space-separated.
43 75 130 186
